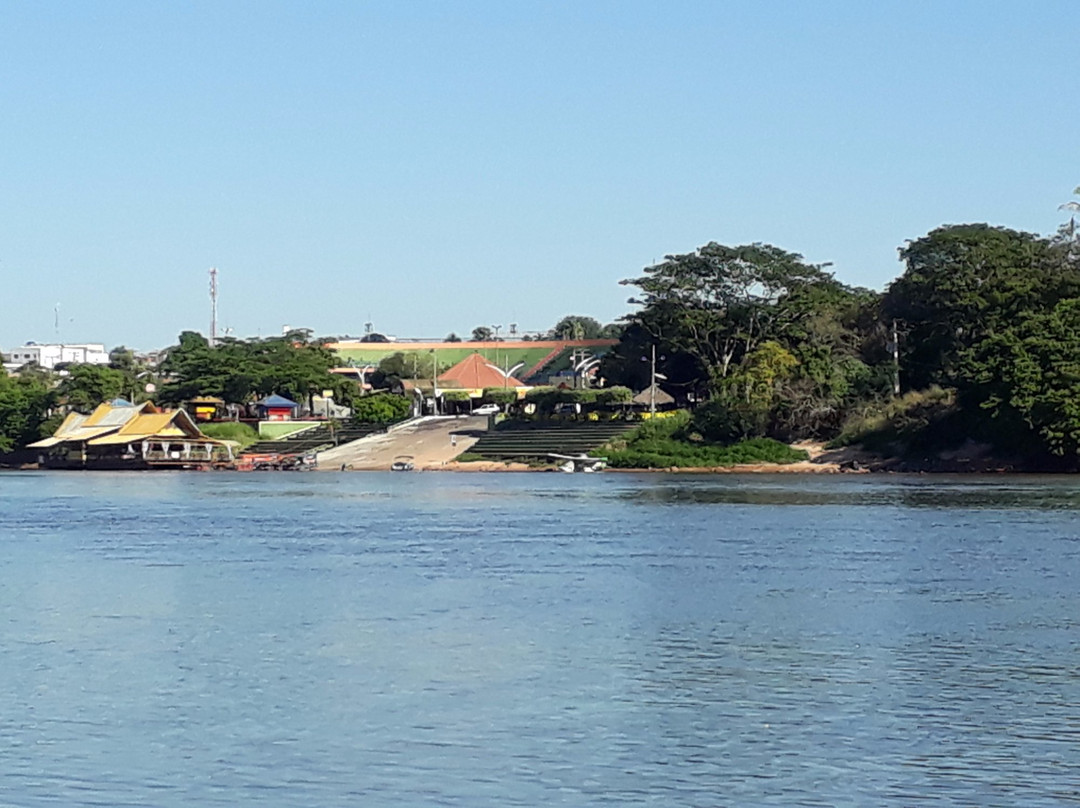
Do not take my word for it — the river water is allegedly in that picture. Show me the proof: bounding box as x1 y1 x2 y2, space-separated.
2 471 1079 806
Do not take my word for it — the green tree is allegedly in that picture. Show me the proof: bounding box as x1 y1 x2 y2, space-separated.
693 341 799 441
964 298 1080 456
883 225 1078 391
352 393 411 423
621 242 834 391
108 346 137 373
376 352 412 380
883 223 1080 461
548 315 603 340
0 370 54 452
57 364 129 412
471 326 493 342
158 331 352 411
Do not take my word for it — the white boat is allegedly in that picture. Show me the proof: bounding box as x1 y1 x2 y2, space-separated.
550 453 606 473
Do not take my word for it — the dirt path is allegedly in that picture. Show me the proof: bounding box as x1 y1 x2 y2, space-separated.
316 416 488 470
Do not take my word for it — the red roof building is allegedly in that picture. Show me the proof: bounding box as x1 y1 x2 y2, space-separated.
438 352 525 393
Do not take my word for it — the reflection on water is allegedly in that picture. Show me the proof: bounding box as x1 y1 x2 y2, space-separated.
618 473 1080 510
1 471 1079 806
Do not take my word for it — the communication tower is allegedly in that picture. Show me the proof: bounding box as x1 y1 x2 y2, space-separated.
209 267 218 347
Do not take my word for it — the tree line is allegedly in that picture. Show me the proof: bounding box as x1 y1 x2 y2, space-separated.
599 218 1080 464
5 203 1080 465
0 332 351 453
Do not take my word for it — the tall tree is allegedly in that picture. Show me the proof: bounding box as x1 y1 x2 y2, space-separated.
0 370 54 452
158 332 352 410
620 242 835 391
883 225 1080 391
548 316 603 340
57 364 129 412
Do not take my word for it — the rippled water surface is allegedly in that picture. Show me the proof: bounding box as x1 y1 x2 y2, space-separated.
2 471 1079 806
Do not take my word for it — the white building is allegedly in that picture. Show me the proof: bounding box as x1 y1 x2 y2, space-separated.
2 342 111 371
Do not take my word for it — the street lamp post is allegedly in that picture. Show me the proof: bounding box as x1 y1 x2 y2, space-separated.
504 360 525 389
430 349 439 414
650 344 657 415
642 345 666 416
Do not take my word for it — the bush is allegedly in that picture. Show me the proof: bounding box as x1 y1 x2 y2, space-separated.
352 393 412 424
453 452 486 463
604 435 808 469
598 411 807 468
692 397 770 442
828 386 957 452
523 386 600 415
482 388 518 407
596 386 633 405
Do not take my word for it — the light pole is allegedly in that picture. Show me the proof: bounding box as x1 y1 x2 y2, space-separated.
650 344 657 415
574 356 600 389
430 349 439 414
491 324 502 377
642 345 667 416
503 360 525 389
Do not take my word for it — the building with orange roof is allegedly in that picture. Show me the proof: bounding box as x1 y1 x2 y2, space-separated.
438 352 524 393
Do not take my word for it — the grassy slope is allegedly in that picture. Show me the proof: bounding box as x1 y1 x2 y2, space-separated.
600 413 809 469
199 421 261 450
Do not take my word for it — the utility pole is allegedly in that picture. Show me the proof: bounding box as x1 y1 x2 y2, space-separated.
431 349 439 414
491 324 502 377
650 344 657 416
209 268 219 348
891 319 901 397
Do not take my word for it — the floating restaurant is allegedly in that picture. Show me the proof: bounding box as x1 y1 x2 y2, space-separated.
28 399 235 469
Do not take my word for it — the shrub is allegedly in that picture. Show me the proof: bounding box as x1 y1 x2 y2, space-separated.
352 393 412 424
596 386 633 405
598 411 807 468
453 452 486 463
692 397 770 442
523 386 599 415
481 388 518 407
604 436 807 469
828 386 958 452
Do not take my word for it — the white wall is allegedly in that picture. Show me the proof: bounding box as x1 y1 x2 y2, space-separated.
1 343 110 370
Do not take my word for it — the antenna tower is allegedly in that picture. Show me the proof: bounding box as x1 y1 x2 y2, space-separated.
209 267 219 347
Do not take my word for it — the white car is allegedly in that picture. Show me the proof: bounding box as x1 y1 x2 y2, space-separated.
472 404 500 415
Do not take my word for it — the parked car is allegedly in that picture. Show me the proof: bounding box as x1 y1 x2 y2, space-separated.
472 403 500 415
390 456 415 471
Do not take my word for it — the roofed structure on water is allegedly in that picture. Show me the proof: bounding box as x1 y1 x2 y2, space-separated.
28 400 234 469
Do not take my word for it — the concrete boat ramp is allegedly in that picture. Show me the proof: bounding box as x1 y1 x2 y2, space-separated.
316 415 487 470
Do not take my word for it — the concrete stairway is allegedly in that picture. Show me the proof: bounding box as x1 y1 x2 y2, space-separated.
467 420 637 460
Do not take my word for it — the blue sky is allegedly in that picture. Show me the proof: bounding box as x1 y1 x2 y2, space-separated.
1 1 1076 350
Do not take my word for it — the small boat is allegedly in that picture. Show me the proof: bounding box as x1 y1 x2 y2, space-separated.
550 453 606 473
390 455 415 472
